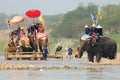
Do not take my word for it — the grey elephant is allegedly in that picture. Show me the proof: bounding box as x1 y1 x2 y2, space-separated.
79 37 117 63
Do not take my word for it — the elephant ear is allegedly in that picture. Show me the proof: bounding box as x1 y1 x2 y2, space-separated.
87 37 97 46
86 38 90 41
86 38 91 44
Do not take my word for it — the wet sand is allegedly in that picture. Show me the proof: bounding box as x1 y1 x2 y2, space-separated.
0 53 120 70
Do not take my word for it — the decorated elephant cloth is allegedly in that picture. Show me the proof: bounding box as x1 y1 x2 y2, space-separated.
37 33 47 39
20 31 29 45
81 34 91 40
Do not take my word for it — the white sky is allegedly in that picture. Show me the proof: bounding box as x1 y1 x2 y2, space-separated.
0 0 120 15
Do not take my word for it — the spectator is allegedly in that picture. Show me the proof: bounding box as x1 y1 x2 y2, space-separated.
65 46 69 57
68 46 73 59
55 44 62 54
42 46 48 60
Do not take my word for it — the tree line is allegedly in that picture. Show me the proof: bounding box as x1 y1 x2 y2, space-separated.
50 3 120 39
0 3 120 39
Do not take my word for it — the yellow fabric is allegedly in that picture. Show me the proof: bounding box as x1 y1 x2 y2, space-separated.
19 40 29 46
25 40 29 45
98 11 102 20
39 15 45 25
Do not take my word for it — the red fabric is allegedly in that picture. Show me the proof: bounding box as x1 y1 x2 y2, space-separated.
25 9 41 18
91 32 98 39
37 28 44 33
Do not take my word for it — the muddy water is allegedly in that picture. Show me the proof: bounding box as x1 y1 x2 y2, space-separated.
0 56 120 80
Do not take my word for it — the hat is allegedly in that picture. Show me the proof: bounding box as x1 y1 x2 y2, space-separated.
97 25 102 28
92 24 96 27
84 25 88 28
20 27 24 30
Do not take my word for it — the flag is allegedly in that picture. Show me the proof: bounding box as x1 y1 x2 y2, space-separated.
39 15 45 25
90 12 97 23
98 11 102 20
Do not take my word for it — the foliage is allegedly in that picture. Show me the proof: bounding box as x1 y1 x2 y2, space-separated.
51 3 98 38
0 3 120 54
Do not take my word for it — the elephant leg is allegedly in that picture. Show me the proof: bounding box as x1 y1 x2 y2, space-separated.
96 53 102 63
30 38 37 52
38 40 43 52
39 46 43 52
88 53 94 62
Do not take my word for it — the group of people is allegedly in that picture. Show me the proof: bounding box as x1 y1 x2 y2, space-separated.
9 22 46 45
55 44 73 59
27 23 47 39
84 24 103 39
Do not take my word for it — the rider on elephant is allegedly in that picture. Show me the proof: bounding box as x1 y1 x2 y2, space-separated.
19 27 29 46
37 23 47 39
84 25 91 35
27 24 38 38
96 25 103 37
89 24 98 39
9 27 21 46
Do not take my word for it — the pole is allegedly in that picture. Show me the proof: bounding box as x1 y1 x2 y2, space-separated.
6 18 11 40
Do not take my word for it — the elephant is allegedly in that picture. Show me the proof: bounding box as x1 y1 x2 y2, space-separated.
28 31 49 52
79 37 117 63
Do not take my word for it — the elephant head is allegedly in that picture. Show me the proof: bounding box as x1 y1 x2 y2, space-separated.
79 38 92 58
38 37 48 52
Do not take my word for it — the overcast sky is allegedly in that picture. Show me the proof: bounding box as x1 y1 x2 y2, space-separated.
0 0 120 15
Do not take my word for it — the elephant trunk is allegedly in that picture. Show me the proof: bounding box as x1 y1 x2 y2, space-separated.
79 47 84 58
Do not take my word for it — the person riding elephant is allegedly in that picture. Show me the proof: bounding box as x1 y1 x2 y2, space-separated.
96 25 103 37
79 37 117 63
27 24 39 52
19 27 29 46
90 24 98 39
84 25 91 35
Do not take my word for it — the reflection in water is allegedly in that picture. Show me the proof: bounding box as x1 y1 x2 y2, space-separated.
0 67 120 80
9 71 42 80
86 70 103 80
